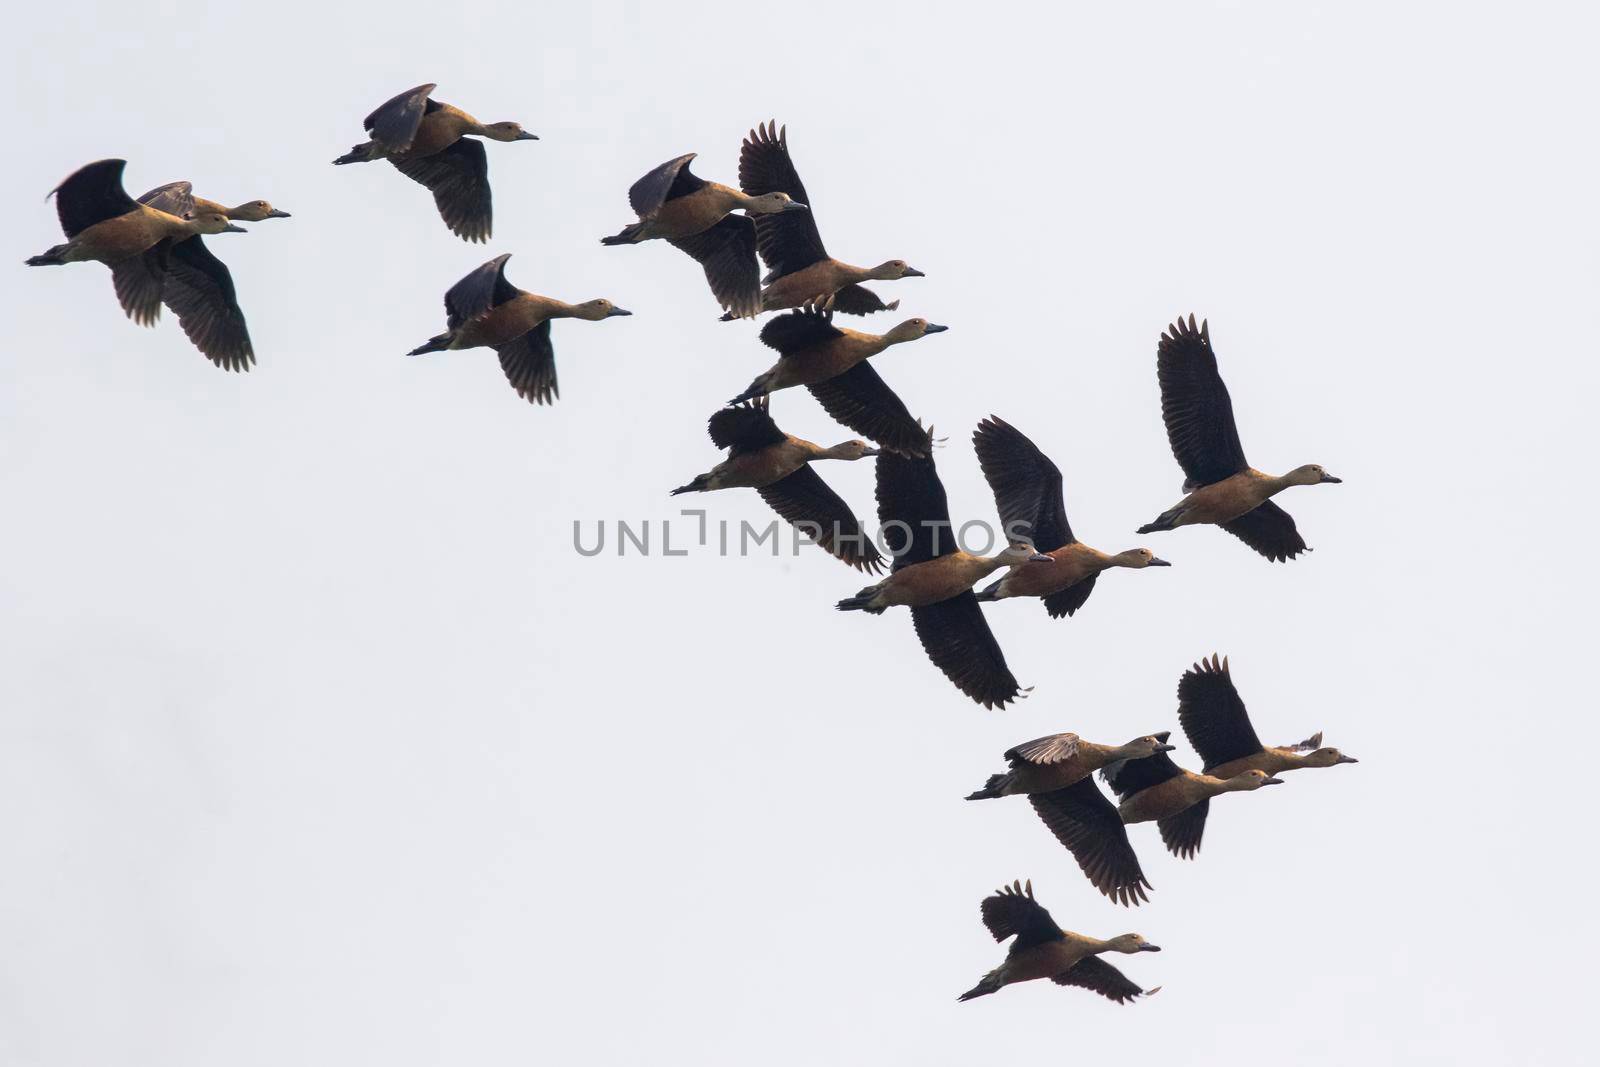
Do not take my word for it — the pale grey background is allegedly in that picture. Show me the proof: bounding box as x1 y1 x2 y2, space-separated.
2 1 1594 1063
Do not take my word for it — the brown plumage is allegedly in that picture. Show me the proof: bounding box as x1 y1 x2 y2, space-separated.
333 83 538 242
1101 746 1284 860
972 416 1170 615
732 307 946 457
1177 654 1358 779
730 121 924 318
957 880 1161 1003
1138 315 1342 560
670 398 883 571
406 254 630 405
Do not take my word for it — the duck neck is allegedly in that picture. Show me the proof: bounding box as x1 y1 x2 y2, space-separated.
813 441 860 461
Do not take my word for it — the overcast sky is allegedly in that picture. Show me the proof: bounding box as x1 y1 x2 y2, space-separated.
2 2 1595 1064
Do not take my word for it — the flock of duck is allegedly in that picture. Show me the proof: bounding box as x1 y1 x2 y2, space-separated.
25 86 1355 1007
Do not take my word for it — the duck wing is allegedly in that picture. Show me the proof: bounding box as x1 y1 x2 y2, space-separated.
444 253 518 329
707 399 785 454
668 215 761 320
911 592 1025 709
51 159 137 238
628 153 702 217
1041 576 1097 619
758 306 842 356
738 121 826 279
393 138 492 242
1156 799 1208 860
496 319 557 405
1220 500 1309 562
758 465 884 573
1100 742 1181 800
1177 654 1265 771
364 83 437 151
137 181 195 218
826 284 898 316
1004 732 1081 766
873 450 955 569
110 241 171 326
972 416 1073 551
1157 314 1249 489
807 363 930 459
979 880 1062 950
1029 778 1151 906
1053 956 1155 1004
162 236 254 372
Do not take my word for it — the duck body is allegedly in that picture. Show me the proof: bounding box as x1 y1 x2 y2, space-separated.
1176 654 1357 779
758 259 876 313
33 203 195 266
684 435 828 492
756 325 887 392
1208 746 1323 781
986 543 1119 600
971 738 1124 797
623 181 748 242
445 293 565 351
843 550 1002 613
1144 467 1287 530
1116 769 1236 825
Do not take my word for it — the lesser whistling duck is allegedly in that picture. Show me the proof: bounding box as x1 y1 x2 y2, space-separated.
1138 315 1341 561
25 161 247 355
671 398 883 572
1101 745 1283 860
731 306 946 458
725 122 923 319
836 447 1048 709
1178 654 1357 780
407 254 630 405
333 83 537 242
966 732 1177 906
958 880 1161 1003
972 416 1170 616
133 182 283 371
601 153 808 319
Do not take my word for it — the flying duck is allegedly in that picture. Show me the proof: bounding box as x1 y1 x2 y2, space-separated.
1178 654 1358 780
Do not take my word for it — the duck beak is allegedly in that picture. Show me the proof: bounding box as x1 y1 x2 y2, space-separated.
1263 776 1285 786
923 323 949 333
517 131 540 141
267 209 292 219
1156 743 1177 753
902 267 926 278
784 200 810 212
605 307 633 318
1320 472 1343 484
223 223 247 233
861 446 881 457
1029 552 1053 563
1147 556 1172 567
1140 944 1162 952
1337 755 1359 764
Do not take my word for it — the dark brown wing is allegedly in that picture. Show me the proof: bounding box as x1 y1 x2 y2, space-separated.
1157 315 1249 489
1042 576 1097 619
668 215 760 319
979 881 1061 950
628 153 701 216
1220 500 1309 562
444 254 517 329
910 592 1025 709
393 138 492 242
737 121 826 279
807 363 930 459
497 320 556 405
972 416 1073 551
707 399 785 453
137 181 195 218
1177 654 1264 771
758 305 843 355
1052 956 1154 1004
364 83 436 150
110 242 170 326
827 284 899 316
52 159 137 238
757 466 883 573
1029 779 1151 906
162 236 254 372
1004 733 1080 766
1101 744 1182 801
873 450 955 569
1157 799 1209 860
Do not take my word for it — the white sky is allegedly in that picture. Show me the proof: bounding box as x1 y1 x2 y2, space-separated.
2 2 1595 1064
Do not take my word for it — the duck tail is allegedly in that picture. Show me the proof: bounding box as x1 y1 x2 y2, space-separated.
670 473 711 496
407 333 451 357
1136 506 1183 535
600 222 647 246
974 577 1003 603
957 973 1002 1002
25 244 69 266
835 587 886 614
965 773 1012 801
728 374 772 406
332 142 380 166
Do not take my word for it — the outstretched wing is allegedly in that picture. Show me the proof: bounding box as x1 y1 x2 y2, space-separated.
873 450 955 569
758 306 843 355
972 416 1073 551
910 592 1025 710
1177 654 1265 771
1041 575 1097 619
1157 314 1249 488
1157 799 1209 860
707 399 785 453
669 215 761 319
1101 744 1182 801
51 159 137 238
138 181 195 218
1220 501 1309 562
110 242 170 326
497 320 557 405
979 880 1061 950
1030 778 1151 906
758 466 883 573
1052 956 1155 1004
364 83 436 150
1004 733 1081 766
444 253 517 328
738 121 826 279
807 363 931 459
393 138 492 242
628 153 701 217
826 284 898 316
163 236 254 372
